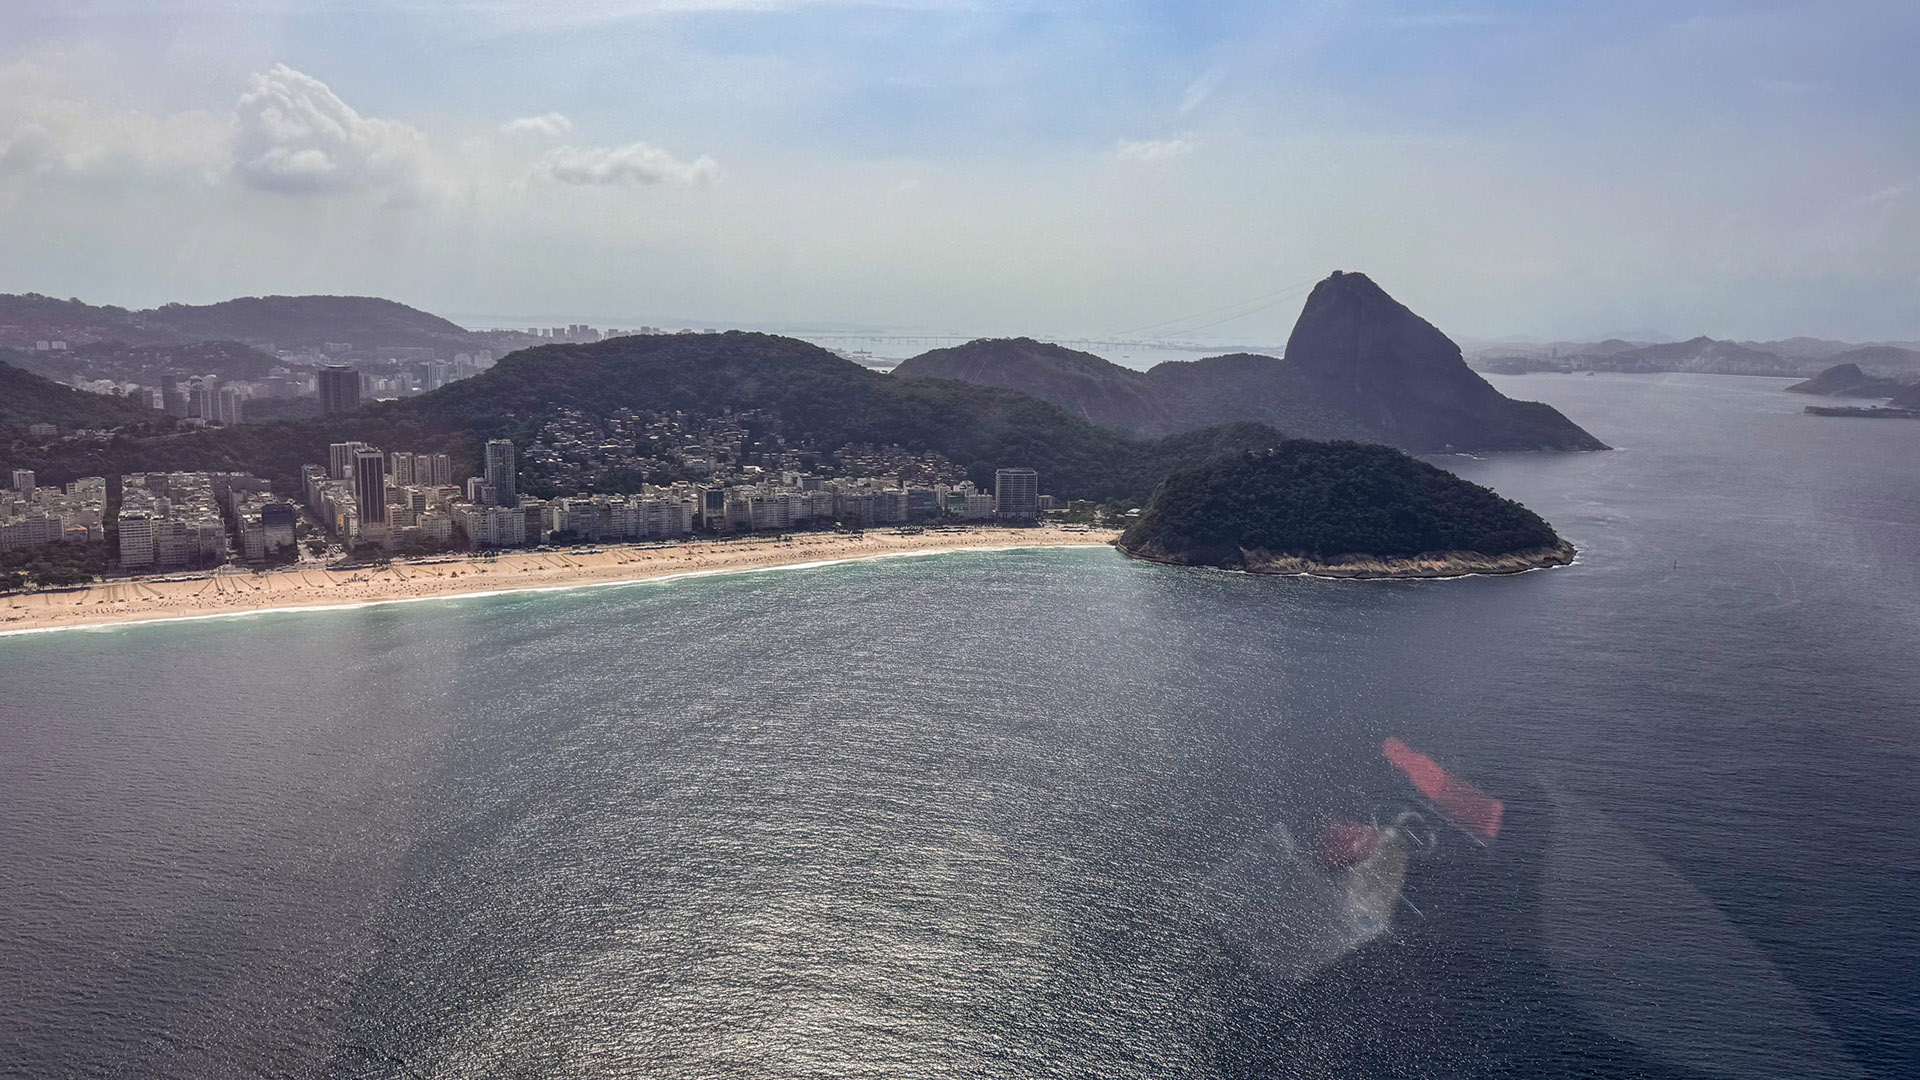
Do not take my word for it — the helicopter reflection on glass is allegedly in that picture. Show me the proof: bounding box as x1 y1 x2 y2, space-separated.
1201 737 1503 990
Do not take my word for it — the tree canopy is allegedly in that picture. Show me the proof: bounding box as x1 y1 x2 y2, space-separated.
1119 440 1562 565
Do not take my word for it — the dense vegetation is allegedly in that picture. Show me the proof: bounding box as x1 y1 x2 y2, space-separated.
0 539 118 590
147 295 476 349
1119 441 1563 566
237 397 323 423
4 341 282 385
0 294 157 344
3 332 1292 504
0 361 170 434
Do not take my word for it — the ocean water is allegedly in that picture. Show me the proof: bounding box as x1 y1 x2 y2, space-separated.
1 373 1916 1079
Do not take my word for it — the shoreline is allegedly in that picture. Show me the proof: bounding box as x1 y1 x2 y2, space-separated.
0 527 1120 638
1115 540 1577 580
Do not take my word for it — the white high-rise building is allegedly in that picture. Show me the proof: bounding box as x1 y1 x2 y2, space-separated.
329 442 366 481
214 386 245 425
993 468 1039 520
117 510 155 568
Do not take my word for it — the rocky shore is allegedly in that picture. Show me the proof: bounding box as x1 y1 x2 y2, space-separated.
1117 538 1576 579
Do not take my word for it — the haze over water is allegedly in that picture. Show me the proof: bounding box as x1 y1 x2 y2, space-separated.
1 374 1915 1079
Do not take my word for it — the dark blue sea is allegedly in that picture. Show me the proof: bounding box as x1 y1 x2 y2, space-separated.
2 373 1916 1079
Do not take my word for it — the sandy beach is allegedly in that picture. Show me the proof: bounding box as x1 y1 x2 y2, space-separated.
0 527 1120 636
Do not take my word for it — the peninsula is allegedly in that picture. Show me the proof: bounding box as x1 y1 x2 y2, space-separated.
1116 442 1574 579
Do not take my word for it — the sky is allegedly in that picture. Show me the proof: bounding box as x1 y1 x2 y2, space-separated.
0 0 1916 342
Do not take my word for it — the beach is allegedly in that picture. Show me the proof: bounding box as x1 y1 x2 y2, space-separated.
0 527 1119 636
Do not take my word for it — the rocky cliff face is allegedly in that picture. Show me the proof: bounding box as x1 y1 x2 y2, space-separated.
895 271 1607 452
1280 271 1606 451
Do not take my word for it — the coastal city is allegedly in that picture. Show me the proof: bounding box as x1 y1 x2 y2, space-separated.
8 322 694 426
0 308 1102 589
7 8 1919 1079
1 428 1058 578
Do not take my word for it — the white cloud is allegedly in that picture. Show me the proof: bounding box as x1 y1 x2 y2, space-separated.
0 58 711 204
0 56 225 184
1858 181 1914 207
500 112 574 138
231 64 431 197
1178 66 1227 115
1114 137 1194 162
530 141 719 186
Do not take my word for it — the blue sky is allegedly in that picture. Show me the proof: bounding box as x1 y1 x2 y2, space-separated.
1 1 1915 341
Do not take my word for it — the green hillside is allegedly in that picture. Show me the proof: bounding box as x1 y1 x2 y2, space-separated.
3 332 1291 504
1119 440 1564 567
0 361 167 434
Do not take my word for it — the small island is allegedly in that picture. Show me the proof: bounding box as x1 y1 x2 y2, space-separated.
1116 441 1575 579
1785 362 1911 399
1804 379 1920 419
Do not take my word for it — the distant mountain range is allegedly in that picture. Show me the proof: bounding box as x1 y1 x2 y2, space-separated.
0 292 498 353
895 272 1605 453
1473 336 1920 379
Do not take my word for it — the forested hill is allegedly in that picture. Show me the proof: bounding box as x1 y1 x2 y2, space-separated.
0 292 483 351
147 296 475 350
0 361 169 434
3 331 1293 505
3 341 281 386
893 338 1172 432
893 272 1606 453
1118 440 1565 568
390 331 1297 502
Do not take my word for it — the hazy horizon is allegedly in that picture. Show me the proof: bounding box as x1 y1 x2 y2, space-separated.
3 1 1916 342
